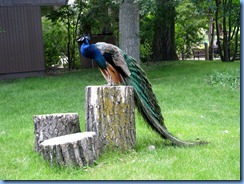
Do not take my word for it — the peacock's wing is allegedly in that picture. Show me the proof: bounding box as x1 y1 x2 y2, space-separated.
96 42 131 77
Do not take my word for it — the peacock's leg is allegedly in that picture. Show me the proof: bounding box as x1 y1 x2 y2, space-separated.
107 75 113 86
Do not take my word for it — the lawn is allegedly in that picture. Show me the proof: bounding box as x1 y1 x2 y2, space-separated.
0 60 240 180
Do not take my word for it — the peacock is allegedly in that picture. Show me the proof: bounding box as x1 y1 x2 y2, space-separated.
77 35 206 146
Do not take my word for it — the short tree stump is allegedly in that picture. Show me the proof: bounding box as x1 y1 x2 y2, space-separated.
40 132 98 167
33 113 81 152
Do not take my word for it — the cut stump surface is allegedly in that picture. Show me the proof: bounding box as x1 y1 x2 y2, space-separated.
40 132 98 167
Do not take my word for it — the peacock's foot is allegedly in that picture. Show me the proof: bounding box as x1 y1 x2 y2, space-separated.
103 83 114 86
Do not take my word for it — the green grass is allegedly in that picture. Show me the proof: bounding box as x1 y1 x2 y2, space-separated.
0 60 240 180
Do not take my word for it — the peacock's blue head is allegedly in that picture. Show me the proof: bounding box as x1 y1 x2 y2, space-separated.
76 35 90 44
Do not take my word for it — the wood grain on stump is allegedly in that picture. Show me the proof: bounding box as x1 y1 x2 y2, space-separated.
40 132 98 167
33 113 81 152
86 86 136 153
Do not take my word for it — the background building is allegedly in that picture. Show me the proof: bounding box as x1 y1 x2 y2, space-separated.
0 0 67 80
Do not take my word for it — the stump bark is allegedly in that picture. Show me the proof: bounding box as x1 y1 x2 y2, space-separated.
40 132 98 167
33 113 81 152
86 86 136 153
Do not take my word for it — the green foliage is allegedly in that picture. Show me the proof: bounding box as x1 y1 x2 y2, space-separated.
191 0 241 61
190 0 216 14
175 0 208 59
140 40 152 63
139 4 154 62
0 61 240 180
206 69 240 89
80 0 119 35
139 12 154 62
42 17 67 67
44 3 84 69
139 0 156 16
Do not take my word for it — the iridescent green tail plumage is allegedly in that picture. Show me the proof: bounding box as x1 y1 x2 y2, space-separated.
122 52 206 146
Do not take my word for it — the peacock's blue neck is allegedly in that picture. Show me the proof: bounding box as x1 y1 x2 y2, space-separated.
80 40 107 69
80 42 89 58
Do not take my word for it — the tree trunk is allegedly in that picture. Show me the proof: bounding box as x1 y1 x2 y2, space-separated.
215 0 223 61
151 0 178 61
208 14 214 61
232 25 240 61
67 6 72 70
33 113 81 152
85 86 136 154
40 132 98 167
222 14 230 61
119 0 140 63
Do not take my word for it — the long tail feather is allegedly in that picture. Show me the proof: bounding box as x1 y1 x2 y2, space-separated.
122 53 207 146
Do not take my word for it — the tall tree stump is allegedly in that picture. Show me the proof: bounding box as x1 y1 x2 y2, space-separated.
86 86 136 154
40 132 98 167
33 113 81 152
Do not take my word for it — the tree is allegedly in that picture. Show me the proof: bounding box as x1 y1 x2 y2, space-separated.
119 0 140 62
151 0 178 61
192 0 240 62
175 0 208 60
215 0 240 61
191 0 216 60
44 2 83 69
79 0 119 35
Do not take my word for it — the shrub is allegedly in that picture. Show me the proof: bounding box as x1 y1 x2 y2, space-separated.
206 69 240 89
42 17 67 67
140 41 152 63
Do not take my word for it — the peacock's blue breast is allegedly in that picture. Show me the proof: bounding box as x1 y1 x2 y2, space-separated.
81 44 107 69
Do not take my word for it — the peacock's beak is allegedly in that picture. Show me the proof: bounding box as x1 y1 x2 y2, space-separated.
76 37 84 43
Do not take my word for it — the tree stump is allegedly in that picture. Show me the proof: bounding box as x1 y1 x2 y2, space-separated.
86 86 136 154
33 113 81 152
40 132 98 167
